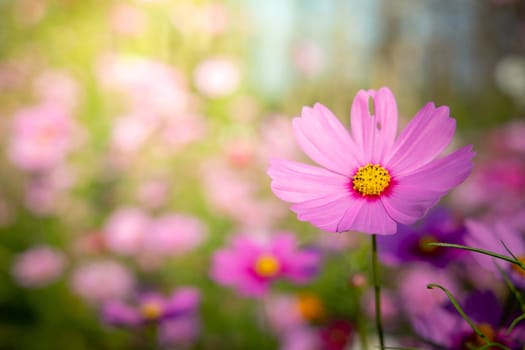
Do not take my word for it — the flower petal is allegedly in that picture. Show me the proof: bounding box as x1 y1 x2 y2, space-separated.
292 104 358 175
350 87 399 164
385 103 456 176
268 158 349 203
397 145 475 192
381 184 443 225
335 199 396 235
291 193 356 232
383 145 474 224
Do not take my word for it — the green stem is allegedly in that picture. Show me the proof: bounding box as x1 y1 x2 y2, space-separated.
426 284 486 342
371 235 385 349
427 242 525 270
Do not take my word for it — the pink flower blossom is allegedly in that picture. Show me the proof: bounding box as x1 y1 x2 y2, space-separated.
193 57 240 98
465 219 525 288
399 265 460 317
33 70 79 111
98 55 189 116
201 160 285 229
11 246 66 287
268 87 474 235
211 233 321 297
8 103 74 172
142 214 207 256
71 260 134 304
136 179 169 209
109 4 146 37
103 207 150 255
291 41 325 77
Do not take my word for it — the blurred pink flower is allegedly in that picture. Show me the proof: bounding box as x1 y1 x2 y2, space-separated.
103 287 200 325
98 55 189 116
24 166 75 216
33 70 79 111
281 328 320 350
489 120 525 154
361 289 399 328
136 179 169 209
103 207 150 255
258 114 301 162
8 103 74 172
109 3 146 37
465 219 525 288
201 160 286 229
291 41 325 77
268 87 474 235
12 246 65 288
223 138 257 168
159 113 207 152
451 155 525 213
193 57 240 98
211 233 321 297
111 113 154 153
264 294 304 334
170 3 229 37
142 214 207 256
399 264 460 317
71 260 134 304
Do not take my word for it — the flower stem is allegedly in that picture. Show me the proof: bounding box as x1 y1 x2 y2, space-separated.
371 234 385 349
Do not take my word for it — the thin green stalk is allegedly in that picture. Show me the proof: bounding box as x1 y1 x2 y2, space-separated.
427 242 525 270
506 314 525 335
371 235 385 349
427 284 487 343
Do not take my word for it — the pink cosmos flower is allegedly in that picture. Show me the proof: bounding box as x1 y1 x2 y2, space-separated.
211 233 321 297
11 246 66 287
103 207 150 255
8 103 74 172
193 56 240 98
71 260 134 304
465 219 525 288
142 214 207 256
268 87 474 235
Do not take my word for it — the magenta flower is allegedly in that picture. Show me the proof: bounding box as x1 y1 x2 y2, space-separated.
102 287 200 327
11 245 66 288
268 87 474 235
211 233 321 297
465 219 525 288
7 103 74 172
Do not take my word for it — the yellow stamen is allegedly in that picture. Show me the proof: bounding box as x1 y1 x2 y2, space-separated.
296 293 324 322
254 254 280 278
140 302 162 320
512 256 525 278
473 323 496 346
418 235 439 253
352 164 391 196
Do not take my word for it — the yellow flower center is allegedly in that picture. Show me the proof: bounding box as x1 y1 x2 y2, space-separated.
462 323 496 348
140 301 163 320
418 235 439 253
352 164 391 196
254 254 280 278
511 256 525 278
297 293 324 322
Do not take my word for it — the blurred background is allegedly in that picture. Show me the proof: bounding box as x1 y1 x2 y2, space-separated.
0 0 524 349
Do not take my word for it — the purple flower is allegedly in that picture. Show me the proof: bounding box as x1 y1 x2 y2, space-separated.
211 233 321 297
413 291 524 349
378 207 466 267
102 287 200 327
268 87 474 235
465 219 525 288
